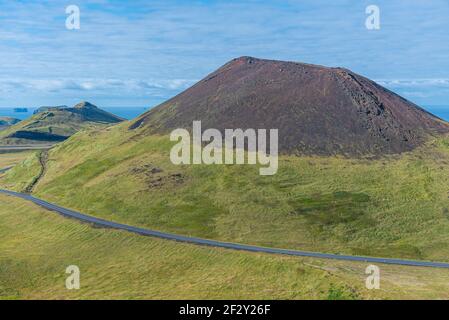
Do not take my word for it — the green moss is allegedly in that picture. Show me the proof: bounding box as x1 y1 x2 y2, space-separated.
327 284 358 300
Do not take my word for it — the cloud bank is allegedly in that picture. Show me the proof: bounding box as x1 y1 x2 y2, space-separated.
0 0 448 106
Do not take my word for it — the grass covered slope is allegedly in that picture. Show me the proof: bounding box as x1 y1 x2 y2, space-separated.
3 193 449 300
0 150 33 169
0 193 359 300
0 102 123 146
3 122 449 263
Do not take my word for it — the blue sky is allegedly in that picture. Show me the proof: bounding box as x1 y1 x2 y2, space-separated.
0 0 448 108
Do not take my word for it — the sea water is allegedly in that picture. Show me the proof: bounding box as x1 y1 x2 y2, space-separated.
0 106 448 122
0 107 150 121
427 106 449 122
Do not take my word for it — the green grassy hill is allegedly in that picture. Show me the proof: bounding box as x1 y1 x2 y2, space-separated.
0 102 123 146
2 193 449 300
2 121 449 263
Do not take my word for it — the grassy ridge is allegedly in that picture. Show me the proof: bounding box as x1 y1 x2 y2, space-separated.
2 123 449 262
3 193 449 299
0 103 122 146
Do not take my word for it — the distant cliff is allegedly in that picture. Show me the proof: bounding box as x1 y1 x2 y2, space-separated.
0 101 124 145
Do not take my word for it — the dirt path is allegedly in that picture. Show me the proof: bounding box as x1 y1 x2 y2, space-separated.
24 150 48 193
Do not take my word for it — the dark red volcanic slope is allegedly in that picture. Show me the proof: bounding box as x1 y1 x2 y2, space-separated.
130 57 449 156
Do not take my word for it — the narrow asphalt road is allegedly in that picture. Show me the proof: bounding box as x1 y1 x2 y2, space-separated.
1 188 449 269
0 145 53 152
0 166 12 174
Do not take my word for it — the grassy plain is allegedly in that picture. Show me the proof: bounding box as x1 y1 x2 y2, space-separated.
2 193 449 300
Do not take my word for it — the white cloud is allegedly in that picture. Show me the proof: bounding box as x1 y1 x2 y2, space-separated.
375 79 449 88
1 0 449 105
0 78 197 94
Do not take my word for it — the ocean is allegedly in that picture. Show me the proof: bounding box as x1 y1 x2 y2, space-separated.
0 107 150 121
427 106 449 121
0 106 448 122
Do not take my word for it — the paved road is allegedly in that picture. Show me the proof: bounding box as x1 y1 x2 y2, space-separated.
2 188 449 269
0 145 53 152
0 166 12 173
